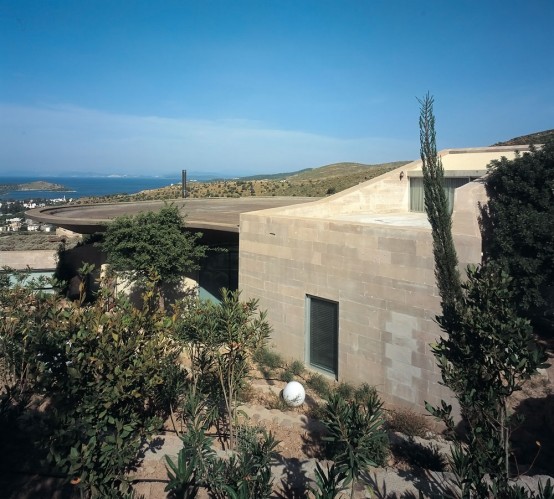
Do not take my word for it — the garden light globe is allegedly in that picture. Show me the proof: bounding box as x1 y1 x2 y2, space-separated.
282 381 306 407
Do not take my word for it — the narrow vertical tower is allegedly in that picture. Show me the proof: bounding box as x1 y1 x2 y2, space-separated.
181 169 187 198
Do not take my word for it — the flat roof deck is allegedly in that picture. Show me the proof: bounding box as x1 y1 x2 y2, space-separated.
332 212 431 228
26 197 319 234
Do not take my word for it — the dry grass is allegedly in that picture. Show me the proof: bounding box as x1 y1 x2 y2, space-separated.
0 233 69 251
387 407 432 438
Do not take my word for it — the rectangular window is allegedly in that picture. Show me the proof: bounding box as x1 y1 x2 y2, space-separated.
410 177 476 213
307 296 338 376
198 243 238 302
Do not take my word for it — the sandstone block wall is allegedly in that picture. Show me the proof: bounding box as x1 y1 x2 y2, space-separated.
237 148 519 411
239 212 483 410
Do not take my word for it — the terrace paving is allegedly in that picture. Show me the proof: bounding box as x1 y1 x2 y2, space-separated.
26 197 319 234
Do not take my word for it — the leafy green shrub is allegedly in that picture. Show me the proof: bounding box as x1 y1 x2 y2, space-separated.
101 204 208 308
180 387 218 436
1 268 183 498
0 270 40 391
321 391 389 498
212 427 280 499
499 479 554 499
165 390 217 499
308 462 347 499
481 140 554 334
175 290 271 449
46 290 181 496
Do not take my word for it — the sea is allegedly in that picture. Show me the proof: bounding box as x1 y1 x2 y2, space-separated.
0 176 185 201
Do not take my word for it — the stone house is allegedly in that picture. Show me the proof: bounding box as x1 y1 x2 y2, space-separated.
238 145 531 410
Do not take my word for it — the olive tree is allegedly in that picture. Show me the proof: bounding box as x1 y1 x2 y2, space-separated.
101 204 207 307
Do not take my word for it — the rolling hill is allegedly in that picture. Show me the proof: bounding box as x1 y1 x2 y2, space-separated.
71 160 412 204
69 128 553 205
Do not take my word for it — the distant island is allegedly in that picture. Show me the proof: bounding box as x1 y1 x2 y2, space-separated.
0 180 70 195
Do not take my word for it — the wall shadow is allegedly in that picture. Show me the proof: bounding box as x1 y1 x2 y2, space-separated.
511 392 554 476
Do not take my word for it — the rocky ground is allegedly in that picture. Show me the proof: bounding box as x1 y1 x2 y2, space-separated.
130 370 554 499
2 357 553 498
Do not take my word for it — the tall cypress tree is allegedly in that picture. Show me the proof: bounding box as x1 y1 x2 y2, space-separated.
420 94 547 497
418 93 462 311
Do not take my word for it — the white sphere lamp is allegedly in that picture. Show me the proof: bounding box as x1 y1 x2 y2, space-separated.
282 381 306 407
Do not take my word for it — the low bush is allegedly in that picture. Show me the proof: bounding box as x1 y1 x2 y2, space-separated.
334 381 354 400
387 408 430 438
354 383 379 405
289 360 305 376
167 424 280 499
264 391 289 412
217 427 279 499
308 462 347 499
165 389 218 498
252 346 284 379
279 369 295 383
306 373 332 399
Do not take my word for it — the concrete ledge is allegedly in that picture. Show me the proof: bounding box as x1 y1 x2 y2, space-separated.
1 250 57 270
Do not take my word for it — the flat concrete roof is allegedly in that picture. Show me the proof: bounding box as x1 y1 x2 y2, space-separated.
332 212 431 228
26 197 319 234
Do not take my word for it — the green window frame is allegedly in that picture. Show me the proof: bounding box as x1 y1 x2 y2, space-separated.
307 295 338 377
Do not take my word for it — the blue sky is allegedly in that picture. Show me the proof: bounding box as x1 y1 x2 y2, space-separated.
1 0 552 177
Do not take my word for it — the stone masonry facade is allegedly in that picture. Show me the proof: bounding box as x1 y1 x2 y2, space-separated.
238 146 529 412
239 212 462 410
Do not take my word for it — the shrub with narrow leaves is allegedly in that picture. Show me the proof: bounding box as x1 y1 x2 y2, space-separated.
321 390 388 498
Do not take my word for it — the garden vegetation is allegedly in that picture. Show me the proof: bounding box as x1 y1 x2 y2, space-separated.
420 93 552 498
1 206 392 498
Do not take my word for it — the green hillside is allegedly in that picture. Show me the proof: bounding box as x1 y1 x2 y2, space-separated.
71 160 412 204
288 161 410 181
492 129 554 146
